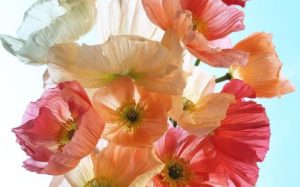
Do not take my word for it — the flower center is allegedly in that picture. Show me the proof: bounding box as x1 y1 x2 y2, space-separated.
192 16 207 34
162 158 193 185
58 119 77 147
84 178 118 187
117 100 144 131
182 97 195 111
168 163 184 180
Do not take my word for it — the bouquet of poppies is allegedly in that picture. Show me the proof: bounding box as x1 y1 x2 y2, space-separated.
0 0 295 186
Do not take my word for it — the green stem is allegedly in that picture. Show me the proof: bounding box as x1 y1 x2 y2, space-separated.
194 59 201 66
215 73 232 83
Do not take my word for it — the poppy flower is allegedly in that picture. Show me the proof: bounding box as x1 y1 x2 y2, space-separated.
152 127 216 187
0 0 96 64
231 32 295 98
169 67 235 137
97 0 164 43
197 79 270 186
50 144 163 187
93 77 171 147
142 0 248 67
47 35 185 95
12 81 104 175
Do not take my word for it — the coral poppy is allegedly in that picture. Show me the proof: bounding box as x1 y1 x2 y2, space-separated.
93 77 171 147
152 127 216 186
231 32 295 98
12 81 104 175
169 68 235 137
197 79 270 186
50 144 163 187
47 35 185 95
222 0 248 7
142 0 248 67
0 0 96 64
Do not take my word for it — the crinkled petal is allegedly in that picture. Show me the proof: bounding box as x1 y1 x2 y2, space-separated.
1 0 96 64
97 0 163 42
232 32 295 98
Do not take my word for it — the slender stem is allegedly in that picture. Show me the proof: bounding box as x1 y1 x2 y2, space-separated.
169 118 178 128
194 59 201 66
215 73 232 83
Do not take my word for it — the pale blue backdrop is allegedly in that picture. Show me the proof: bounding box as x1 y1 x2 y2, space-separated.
0 0 299 186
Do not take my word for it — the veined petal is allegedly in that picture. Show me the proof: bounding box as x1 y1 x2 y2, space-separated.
169 68 234 137
93 78 170 147
97 0 163 42
47 35 185 95
232 32 295 98
181 0 245 40
0 0 96 64
93 144 163 187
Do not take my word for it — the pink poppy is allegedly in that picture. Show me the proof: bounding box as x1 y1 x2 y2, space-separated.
198 79 270 186
12 81 104 175
142 0 248 67
153 127 216 186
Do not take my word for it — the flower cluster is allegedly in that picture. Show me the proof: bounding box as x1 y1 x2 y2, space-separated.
1 0 295 186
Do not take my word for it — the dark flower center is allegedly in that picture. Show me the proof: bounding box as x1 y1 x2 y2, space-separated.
168 163 184 180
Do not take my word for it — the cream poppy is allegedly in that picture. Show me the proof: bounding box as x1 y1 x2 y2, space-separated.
47 35 185 95
169 68 235 137
97 0 164 43
0 0 96 64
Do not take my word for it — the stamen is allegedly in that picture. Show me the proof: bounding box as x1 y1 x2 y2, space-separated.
182 97 195 111
84 178 117 187
117 100 144 131
58 119 77 147
162 158 193 185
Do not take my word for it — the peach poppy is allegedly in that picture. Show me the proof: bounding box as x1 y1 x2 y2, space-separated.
50 144 163 187
93 77 171 147
222 0 248 7
152 127 216 187
231 32 295 98
0 0 96 64
169 68 235 137
197 80 270 186
47 35 185 95
142 0 248 67
12 81 104 175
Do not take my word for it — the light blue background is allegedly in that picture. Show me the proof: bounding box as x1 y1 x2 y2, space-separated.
0 0 299 186
230 1 300 187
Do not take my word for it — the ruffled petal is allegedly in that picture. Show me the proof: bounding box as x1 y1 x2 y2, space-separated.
232 32 295 98
48 36 185 95
13 81 104 175
181 0 245 40
93 78 170 147
184 31 248 67
197 80 270 186
1 0 96 64
93 144 163 187
97 0 163 42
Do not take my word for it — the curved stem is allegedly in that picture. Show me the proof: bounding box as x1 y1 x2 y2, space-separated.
194 59 201 66
215 73 232 83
